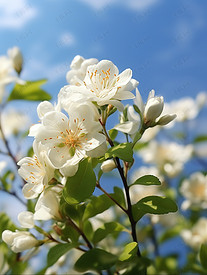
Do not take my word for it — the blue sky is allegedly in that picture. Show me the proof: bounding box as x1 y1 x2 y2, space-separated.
0 0 207 268
1 0 207 105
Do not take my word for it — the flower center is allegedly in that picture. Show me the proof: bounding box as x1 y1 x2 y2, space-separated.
58 118 87 156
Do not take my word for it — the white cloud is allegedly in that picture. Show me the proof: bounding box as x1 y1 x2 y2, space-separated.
77 0 160 11
0 0 37 29
57 32 76 47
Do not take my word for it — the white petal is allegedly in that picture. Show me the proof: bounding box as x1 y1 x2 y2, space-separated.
37 101 55 119
114 121 137 135
60 163 79 177
18 211 34 229
116 69 132 86
22 183 41 199
134 88 144 114
114 90 135 100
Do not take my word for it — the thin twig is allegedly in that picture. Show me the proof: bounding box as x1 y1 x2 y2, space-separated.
100 117 142 257
66 216 93 249
96 181 127 213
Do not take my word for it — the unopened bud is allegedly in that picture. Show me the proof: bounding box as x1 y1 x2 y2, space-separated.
2 230 39 253
144 96 164 124
101 159 116 173
8 47 23 75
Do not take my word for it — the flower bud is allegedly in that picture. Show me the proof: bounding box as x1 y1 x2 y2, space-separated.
2 230 39 253
144 96 164 123
101 159 116 173
7 47 23 74
18 211 34 229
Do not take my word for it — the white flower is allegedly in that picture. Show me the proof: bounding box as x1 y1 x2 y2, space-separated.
7 47 23 74
139 141 193 178
18 211 34 229
33 104 106 177
2 230 39 253
18 141 55 199
34 187 62 221
66 55 98 86
101 159 116 173
180 172 207 210
181 218 207 250
61 60 138 111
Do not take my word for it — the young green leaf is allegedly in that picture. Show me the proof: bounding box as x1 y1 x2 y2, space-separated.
83 194 113 221
105 142 133 162
119 242 138 262
130 175 161 187
8 79 51 101
74 248 117 272
109 129 118 140
93 222 125 243
47 243 77 267
63 158 96 204
132 196 178 222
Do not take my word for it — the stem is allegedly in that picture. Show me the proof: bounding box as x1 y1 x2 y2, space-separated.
115 157 141 257
100 120 142 257
66 216 93 249
96 181 127 213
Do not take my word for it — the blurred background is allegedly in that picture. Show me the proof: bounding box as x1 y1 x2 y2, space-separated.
0 0 207 272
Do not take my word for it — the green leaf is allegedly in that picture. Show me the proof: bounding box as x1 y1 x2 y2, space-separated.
111 186 126 209
83 194 113 221
8 79 51 101
132 196 178 222
105 142 133 162
47 243 76 267
194 135 207 143
119 242 138 261
130 175 161 187
109 129 118 141
74 248 117 272
0 213 17 240
93 222 125 243
200 244 207 270
63 158 96 204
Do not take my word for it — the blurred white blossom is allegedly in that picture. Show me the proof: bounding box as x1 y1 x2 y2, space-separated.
181 218 207 250
1 109 29 136
139 141 193 177
180 172 207 210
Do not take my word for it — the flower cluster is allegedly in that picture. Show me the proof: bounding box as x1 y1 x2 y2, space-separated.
1 55 176 260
